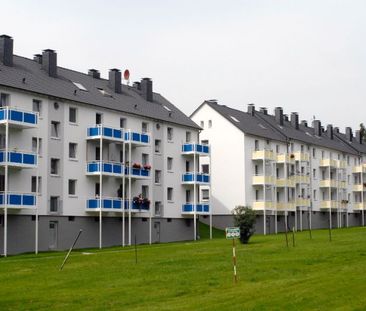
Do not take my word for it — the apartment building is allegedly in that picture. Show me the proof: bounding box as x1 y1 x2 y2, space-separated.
0 35 211 255
192 101 366 234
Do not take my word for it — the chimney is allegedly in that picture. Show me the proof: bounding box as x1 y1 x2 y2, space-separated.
326 124 334 139
133 81 141 90
33 54 42 64
42 49 57 77
259 107 267 115
334 127 339 133
88 69 100 79
141 78 153 102
291 112 299 129
301 120 308 127
355 130 363 144
346 127 353 142
108 69 122 93
247 104 255 116
275 107 284 126
0 35 13 66
313 120 322 136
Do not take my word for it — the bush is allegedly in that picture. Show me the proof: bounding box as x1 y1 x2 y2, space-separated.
232 206 256 244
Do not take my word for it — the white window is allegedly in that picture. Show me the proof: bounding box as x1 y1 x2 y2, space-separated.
32 137 42 155
276 145 280 153
120 118 126 129
72 82 87 91
142 122 148 133
255 140 259 151
69 107 77 123
208 120 212 128
313 148 316 158
50 158 60 175
201 139 209 145
142 185 149 198
51 121 60 138
167 127 173 141
186 131 191 143
96 113 103 125
167 187 173 201
313 190 317 200
200 121 204 128
68 179 76 195
155 170 161 184
0 93 9 107
313 169 316 179
69 143 77 159
142 153 149 166
31 176 41 194
202 164 209 174
202 189 209 201
50 196 59 212
32 99 41 115
154 201 162 216
155 140 161 153
167 157 173 171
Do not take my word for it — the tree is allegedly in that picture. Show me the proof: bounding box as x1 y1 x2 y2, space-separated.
232 206 256 244
360 123 366 143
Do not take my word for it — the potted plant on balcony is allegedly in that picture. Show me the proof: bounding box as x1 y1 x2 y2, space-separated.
132 162 141 169
143 164 151 170
290 154 295 159
142 198 150 210
133 195 143 209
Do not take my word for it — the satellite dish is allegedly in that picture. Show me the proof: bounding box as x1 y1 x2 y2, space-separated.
124 69 130 80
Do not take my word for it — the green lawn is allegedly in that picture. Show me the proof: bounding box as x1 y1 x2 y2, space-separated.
1 225 366 310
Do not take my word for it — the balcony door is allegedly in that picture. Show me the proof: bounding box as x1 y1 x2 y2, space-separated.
49 221 58 250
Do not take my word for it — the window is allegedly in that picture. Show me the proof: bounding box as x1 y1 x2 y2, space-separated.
186 161 191 172
313 148 316 158
95 146 100 161
200 121 204 128
72 82 87 91
347 156 350 165
276 145 280 153
96 113 102 125
69 143 77 159
50 158 60 175
154 201 162 216
155 139 161 153
0 93 9 107
142 122 148 133
95 183 100 196
201 139 209 145
142 185 149 198
202 189 209 201
31 176 41 194
313 169 316 179
186 190 191 202
167 157 173 171
202 164 209 174
301 145 304 152
230 116 240 123
97 88 112 97
120 118 126 129
155 170 162 184
186 131 191 143
167 187 173 201
321 151 325 159
142 153 149 166
51 121 60 138
348 175 350 185
32 137 42 155
50 196 59 212
255 189 259 201
69 107 77 123
313 190 317 201
68 179 76 195
208 120 212 128
255 140 259 151
32 99 41 115
167 127 173 141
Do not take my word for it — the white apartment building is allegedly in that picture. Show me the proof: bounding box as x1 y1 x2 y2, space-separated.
0 35 211 255
192 101 366 234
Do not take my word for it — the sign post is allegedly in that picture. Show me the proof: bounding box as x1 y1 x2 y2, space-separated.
225 227 240 283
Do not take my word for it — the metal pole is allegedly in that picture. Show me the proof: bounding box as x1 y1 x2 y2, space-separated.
149 131 153 245
128 134 132 246
60 229 83 270
99 132 103 249
3 116 8 257
263 157 266 235
209 144 212 240
193 146 197 241
122 141 125 247
232 238 238 283
361 159 364 226
329 164 332 239
35 119 40 254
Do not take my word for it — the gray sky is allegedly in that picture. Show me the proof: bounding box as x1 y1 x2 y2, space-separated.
2 0 366 131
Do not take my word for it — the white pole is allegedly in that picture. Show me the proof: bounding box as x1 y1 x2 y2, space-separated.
149 131 153 245
128 133 132 246
274 161 277 234
122 140 125 247
329 164 332 231
285 151 288 233
35 118 40 254
263 157 266 235
209 144 212 240
193 145 197 241
99 133 103 249
3 115 8 257
361 158 364 226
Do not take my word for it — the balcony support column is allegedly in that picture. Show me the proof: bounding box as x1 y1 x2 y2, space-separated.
329 166 332 231
361 163 365 226
209 145 212 240
263 157 266 235
128 133 132 246
193 145 197 241
3 120 8 257
99 135 103 249
35 121 40 254
149 131 153 245
122 142 126 247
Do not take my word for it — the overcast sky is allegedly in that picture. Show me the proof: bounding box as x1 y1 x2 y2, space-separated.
2 0 366 131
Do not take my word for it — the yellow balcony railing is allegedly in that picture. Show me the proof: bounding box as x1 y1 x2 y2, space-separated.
338 160 346 169
252 201 273 210
352 164 366 174
276 202 296 210
295 175 310 184
293 152 310 162
353 184 365 192
276 153 296 163
252 150 275 161
276 178 295 187
320 159 338 167
319 179 338 188
353 202 365 210
320 200 338 209
252 176 275 185
296 198 311 207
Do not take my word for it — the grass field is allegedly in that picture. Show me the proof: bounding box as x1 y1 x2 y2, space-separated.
1 225 366 310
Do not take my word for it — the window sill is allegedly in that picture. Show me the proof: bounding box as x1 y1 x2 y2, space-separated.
50 174 60 178
167 170 174 173
155 183 161 186
68 195 78 198
167 140 174 144
167 200 174 203
154 152 162 156
51 137 61 141
69 122 78 126
69 158 79 162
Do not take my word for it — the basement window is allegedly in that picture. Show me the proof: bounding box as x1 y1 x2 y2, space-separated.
72 82 88 91
230 116 240 123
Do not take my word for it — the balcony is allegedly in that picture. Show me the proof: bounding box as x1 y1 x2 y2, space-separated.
353 164 366 174
252 150 275 161
181 203 210 215
276 178 295 188
276 153 295 163
87 125 124 142
294 175 310 184
124 131 150 145
338 160 346 169
86 198 150 212
293 152 310 162
0 150 37 168
320 200 338 209
0 107 38 128
182 143 210 156
276 202 296 211
125 166 150 179
182 173 210 184
0 192 36 209
252 175 275 185
86 161 124 177
319 159 338 168
353 184 366 192
252 201 273 210
319 179 337 188
353 203 365 210
296 198 311 207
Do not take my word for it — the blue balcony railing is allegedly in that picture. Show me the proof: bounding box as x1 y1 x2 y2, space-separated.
0 150 37 167
87 125 124 141
86 198 150 212
0 108 38 127
182 143 210 155
182 173 210 183
124 131 150 144
125 167 150 178
0 192 36 208
86 161 124 175
182 203 210 213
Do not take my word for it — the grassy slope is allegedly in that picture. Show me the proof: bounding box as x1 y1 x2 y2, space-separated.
1 226 366 310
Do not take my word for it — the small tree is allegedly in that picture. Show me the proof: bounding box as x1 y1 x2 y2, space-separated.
232 206 256 244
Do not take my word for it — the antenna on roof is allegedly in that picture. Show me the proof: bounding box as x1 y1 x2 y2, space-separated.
124 69 130 86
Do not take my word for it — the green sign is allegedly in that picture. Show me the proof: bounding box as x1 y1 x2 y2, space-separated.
225 227 240 239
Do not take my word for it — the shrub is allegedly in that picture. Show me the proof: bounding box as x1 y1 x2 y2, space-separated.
232 206 256 244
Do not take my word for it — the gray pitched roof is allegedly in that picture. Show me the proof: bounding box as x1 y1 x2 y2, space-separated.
202 101 361 155
0 55 200 130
